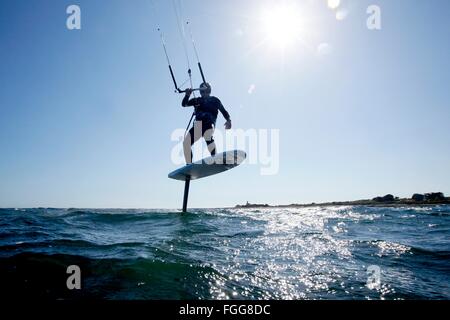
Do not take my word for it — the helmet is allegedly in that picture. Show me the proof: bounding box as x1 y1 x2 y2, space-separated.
199 82 212 95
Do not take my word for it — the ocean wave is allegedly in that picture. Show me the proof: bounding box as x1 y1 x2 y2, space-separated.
0 206 449 299
0 252 221 299
351 239 450 259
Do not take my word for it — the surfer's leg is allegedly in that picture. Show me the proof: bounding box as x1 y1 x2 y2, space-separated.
206 138 216 156
203 123 216 156
183 122 202 164
183 127 195 164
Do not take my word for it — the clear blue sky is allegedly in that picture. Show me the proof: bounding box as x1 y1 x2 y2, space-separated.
1 0 449 208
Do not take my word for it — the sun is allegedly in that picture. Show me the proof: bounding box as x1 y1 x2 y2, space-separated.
260 4 305 50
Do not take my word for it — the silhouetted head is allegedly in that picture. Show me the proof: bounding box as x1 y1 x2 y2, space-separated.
199 82 212 97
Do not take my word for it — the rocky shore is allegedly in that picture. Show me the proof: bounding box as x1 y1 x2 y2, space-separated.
236 192 450 209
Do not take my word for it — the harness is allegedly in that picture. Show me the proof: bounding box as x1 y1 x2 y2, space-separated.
195 111 215 125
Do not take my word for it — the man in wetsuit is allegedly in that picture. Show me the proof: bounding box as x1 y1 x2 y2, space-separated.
182 82 232 164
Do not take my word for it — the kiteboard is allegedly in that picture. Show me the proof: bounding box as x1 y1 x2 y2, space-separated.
168 150 246 212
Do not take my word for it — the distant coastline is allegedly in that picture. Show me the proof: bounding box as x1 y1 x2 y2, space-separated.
235 192 450 209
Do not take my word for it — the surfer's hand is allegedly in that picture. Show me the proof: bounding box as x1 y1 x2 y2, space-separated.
185 88 193 96
224 120 232 130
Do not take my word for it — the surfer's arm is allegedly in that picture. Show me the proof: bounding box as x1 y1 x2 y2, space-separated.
218 101 232 129
218 102 231 122
182 93 191 107
182 89 195 107
182 95 198 107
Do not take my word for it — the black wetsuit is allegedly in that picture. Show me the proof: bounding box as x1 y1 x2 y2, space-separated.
182 95 231 156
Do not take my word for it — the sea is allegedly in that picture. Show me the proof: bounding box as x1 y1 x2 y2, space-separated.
0 205 449 300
